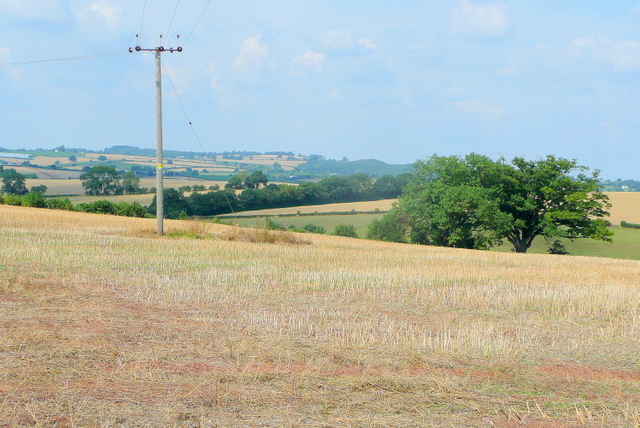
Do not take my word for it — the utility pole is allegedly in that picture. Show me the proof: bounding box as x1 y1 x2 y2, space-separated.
129 35 183 235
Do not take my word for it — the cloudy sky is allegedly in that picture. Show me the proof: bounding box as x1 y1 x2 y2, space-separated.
1 1 639 179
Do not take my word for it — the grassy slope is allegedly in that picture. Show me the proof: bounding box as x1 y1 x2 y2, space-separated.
225 213 385 237
227 216 640 260
227 193 640 260
493 226 640 260
1 205 640 426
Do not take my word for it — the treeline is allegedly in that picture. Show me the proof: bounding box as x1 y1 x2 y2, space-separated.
296 158 412 177
0 192 147 218
149 173 411 219
601 179 640 192
102 145 299 161
620 221 640 229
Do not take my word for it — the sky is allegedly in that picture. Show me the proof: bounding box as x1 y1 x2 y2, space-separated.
1 1 639 179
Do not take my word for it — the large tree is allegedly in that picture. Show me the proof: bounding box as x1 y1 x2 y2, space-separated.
79 165 122 196
1 169 28 195
120 170 141 194
244 170 269 189
374 154 612 253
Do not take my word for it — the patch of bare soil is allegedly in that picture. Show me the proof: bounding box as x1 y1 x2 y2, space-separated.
1 276 638 427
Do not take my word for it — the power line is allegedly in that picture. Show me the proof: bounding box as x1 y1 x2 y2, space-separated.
139 0 148 41
0 52 128 68
162 64 234 212
165 0 182 39
183 0 213 46
162 63 207 155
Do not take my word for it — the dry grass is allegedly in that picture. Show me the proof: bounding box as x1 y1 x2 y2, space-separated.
1 205 640 427
222 226 312 245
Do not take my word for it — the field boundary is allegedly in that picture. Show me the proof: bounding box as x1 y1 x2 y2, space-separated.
218 210 388 219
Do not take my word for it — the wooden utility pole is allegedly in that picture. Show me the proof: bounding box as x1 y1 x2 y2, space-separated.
130 35 183 235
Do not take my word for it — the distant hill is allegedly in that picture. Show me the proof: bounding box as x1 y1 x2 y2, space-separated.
295 158 412 177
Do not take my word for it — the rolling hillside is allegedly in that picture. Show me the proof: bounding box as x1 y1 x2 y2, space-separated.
1 205 639 426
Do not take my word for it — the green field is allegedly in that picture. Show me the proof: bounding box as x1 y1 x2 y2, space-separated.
494 226 640 260
221 213 385 237
223 213 640 260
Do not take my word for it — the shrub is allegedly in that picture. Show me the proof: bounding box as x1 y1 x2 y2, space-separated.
75 200 117 215
333 223 358 238
21 192 47 208
115 201 147 217
264 218 285 231
302 223 326 234
621 221 640 229
45 197 74 211
4 195 22 206
366 210 407 243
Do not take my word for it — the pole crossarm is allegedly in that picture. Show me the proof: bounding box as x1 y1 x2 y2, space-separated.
129 34 183 236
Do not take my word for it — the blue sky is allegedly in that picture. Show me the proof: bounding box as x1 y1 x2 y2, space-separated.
1 1 639 179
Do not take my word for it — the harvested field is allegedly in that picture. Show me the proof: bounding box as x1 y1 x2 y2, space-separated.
1 205 639 426
14 167 82 180
606 192 640 224
224 199 397 217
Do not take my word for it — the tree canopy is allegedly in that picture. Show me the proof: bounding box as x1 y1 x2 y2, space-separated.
1 168 28 195
369 154 612 253
79 165 122 196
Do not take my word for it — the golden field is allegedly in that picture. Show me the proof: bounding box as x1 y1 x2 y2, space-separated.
227 192 640 224
606 192 640 224
226 199 397 217
1 205 639 427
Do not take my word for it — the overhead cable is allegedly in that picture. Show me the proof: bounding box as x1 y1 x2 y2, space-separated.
0 52 128 68
182 0 213 46
165 0 182 39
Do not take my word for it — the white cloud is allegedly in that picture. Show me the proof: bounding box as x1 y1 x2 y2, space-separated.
233 35 269 69
452 1 510 38
571 34 640 71
357 38 376 50
447 100 504 117
292 51 325 73
76 0 123 31
318 30 377 56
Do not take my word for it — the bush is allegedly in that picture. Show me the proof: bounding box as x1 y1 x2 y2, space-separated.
264 218 286 231
45 197 74 211
75 200 117 215
115 201 147 217
333 223 358 238
4 195 22 206
302 223 326 234
21 192 47 208
366 209 406 242
621 221 640 229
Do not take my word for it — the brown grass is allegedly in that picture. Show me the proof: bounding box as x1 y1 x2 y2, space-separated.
222 226 312 245
1 205 640 427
